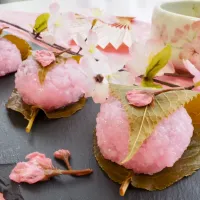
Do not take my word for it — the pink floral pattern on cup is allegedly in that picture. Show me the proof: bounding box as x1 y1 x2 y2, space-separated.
155 21 200 71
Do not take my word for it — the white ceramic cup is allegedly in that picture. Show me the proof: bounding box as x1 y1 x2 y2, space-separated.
152 0 200 73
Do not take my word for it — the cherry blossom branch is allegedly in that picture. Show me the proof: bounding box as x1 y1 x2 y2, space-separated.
0 19 79 56
45 169 93 178
54 149 93 177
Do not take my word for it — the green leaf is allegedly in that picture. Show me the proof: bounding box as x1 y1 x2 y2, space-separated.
141 78 162 88
110 84 199 164
33 13 50 34
3 34 32 60
94 130 200 191
142 45 172 88
145 45 172 78
6 89 86 132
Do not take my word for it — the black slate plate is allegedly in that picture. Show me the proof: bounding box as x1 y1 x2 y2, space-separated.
0 42 200 200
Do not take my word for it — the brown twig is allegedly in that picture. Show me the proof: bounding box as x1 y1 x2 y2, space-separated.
45 169 93 178
0 19 79 56
164 72 194 78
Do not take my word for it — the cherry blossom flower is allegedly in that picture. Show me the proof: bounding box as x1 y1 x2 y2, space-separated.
76 31 106 60
42 0 75 46
34 50 56 67
79 8 116 24
9 152 54 184
180 39 200 70
183 60 200 84
80 57 111 103
10 152 93 184
126 90 154 107
157 24 168 42
126 39 174 77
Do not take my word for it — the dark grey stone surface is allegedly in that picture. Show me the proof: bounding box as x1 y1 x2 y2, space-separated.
0 41 200 200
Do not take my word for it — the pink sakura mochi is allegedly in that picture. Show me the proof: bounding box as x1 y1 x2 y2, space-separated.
96 97 194 175
15 57 90 111
0 38 22 76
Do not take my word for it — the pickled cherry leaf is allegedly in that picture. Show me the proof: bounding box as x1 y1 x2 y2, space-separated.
185 94 200 129
93 133 133 184
33 13 50 34
43 97 86 119
110 84 199 164
38 57 67 84
3 34 32 60
94 130 200 191
6 89 35 121
6 89 86 131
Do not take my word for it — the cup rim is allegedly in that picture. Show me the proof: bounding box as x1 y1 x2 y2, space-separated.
156 0 200 20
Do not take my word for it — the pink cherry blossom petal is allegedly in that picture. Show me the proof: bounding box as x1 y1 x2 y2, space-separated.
0 193 4 200
9 162 46 184
87 31 98 47
76 34 87 49
42 33 56 45
93 82 109 104
192 21 200 32
183 60 200 83
10 152 54 184
49 1 60 14
54 149 71 159
34 50 56 67
126 90 154 107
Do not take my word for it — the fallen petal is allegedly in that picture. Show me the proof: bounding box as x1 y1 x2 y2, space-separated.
126 90 154 107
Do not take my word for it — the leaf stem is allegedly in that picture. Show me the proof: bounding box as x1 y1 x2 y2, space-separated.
26 108 39 133
119 176 132 196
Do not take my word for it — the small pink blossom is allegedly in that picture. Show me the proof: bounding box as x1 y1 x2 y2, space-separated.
0 193 5 200
126 90 154 107
159 24 168 42
35 50 56 67
183 60 200 83
171 28 185 43
54 149 71 160
179 39 200 70
9 152 54 184
192 21 200 32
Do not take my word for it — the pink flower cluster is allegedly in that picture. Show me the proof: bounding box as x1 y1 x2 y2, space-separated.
9 152 54 184
171 21 200 70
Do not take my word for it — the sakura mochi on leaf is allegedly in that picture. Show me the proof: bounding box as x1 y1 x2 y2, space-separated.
7 50 89 133
0 27 30 76
93 43 200 196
